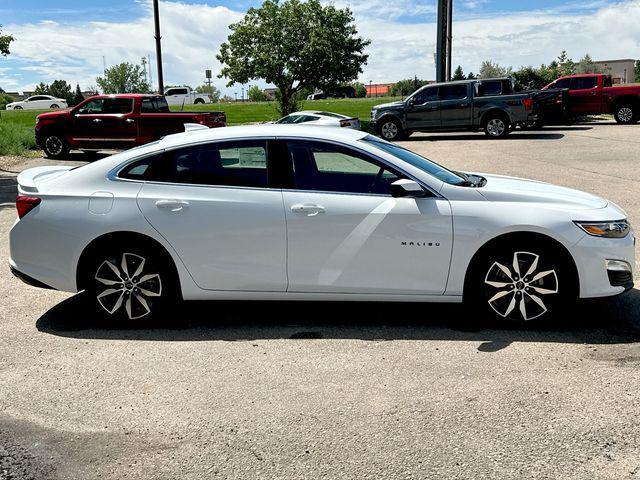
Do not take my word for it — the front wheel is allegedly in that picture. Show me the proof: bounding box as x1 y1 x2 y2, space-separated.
194 98 205 105
85 247 177 322
484 114 510 138
378 118 405 141
42 133 70 159
13 106 23 110
50 104 60 109
614 104 636 124
467 245 575 323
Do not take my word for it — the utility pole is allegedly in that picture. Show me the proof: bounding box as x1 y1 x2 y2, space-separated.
436 0 452 83
152 0 164 94
148 54 153 91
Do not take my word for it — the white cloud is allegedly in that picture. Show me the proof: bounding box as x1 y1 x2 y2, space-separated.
1 0 639 93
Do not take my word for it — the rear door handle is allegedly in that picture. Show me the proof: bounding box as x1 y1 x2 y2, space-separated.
125 118 135 123
155 199 189 212
92 118 102 123
291 203 325 216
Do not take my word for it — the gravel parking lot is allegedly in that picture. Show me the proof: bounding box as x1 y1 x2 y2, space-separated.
1 122 639 480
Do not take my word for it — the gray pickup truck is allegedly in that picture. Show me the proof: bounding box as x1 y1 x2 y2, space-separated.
370 78 538 140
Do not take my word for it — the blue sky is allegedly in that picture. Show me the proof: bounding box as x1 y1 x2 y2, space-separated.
0 0 637 93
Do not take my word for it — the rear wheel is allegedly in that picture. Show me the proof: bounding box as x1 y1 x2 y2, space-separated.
194 98 205 104
466 242 576 323
50 104 60 109
614 104 636 124
85 246 177 322
484 113 510 138
13 106 23 110
42 133 70 159
378 118 405 141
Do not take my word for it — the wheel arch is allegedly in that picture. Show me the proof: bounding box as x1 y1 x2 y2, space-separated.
376 112 405 131
76 231 183 299
611 95 639 111
479 108 511 126
462 230 580 301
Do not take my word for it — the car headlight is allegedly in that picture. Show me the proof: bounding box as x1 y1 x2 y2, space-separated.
575 220 631 238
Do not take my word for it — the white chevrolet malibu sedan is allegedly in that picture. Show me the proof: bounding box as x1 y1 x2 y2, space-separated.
9 125 635 322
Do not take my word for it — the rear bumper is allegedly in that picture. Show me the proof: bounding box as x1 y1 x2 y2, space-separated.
10 263 56 290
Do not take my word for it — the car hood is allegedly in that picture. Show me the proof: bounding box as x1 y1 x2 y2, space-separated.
475 173 608 210
373 101 405 111
37 109 70 119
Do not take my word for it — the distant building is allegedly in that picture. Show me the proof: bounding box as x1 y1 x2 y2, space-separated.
263 88 278 100
594 59 636 84
365 83 395 97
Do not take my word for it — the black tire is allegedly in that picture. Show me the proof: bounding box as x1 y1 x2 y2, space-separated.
614 103 637 124
465 241 576 324
84 244 178 323
50 104 60 109
194 98 205 105
42 133 70 159
483 113 510 138
13 106 23 110
377 117 405 141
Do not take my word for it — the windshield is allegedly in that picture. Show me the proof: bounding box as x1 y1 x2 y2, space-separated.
361 135 467 186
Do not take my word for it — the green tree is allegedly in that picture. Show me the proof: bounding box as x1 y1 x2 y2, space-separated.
96 62 151 94
478 60 512 79
635 60 640 83
48 80 74 104
248 85 269 102
556 51 576 77
0 26 13 56
452 65 465 81
72 84 85 106
575 54 605 74
34 82 49 95
0 92 15 109
350 82 367 98
466 72 476 80
512 66 547 90
389 78 429 96
217 0 370 116
195 84 221 101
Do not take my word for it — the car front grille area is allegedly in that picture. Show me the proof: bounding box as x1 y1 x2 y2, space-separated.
607 269 634 289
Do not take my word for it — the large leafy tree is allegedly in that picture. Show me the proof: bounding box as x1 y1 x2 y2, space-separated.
33 80 75 104
0 26 13 56
389 77 429 97
217 0 369 116
96 62 151 94
478 60 512 79
195 84 221 101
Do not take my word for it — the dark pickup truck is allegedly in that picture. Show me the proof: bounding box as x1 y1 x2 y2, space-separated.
371 78 537 140
543 74 640 124
35 94 226 159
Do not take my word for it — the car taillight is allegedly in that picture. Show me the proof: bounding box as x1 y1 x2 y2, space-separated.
522 98 533 110
16 196 41 219
340 119 351 127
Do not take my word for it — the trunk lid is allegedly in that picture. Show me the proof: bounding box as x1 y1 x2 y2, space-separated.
17 166 74 193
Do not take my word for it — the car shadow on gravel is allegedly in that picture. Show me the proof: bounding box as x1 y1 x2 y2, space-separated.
402 133 565 142
36 289 640 351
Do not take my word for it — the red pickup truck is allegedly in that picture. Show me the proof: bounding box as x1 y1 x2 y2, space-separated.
542 74 640 124
35 94 226 158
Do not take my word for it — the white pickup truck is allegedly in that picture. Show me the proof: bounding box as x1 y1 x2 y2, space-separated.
163 86 213 106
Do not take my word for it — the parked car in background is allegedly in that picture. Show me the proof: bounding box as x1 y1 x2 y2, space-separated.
370 78 537 140
35 94 226 159
307 86 357 100
276 111 361 129
6 95 68 110
164 86 214 106
10 125 634 323
542 74 640 124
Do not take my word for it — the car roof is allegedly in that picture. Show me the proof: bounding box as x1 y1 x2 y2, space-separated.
159 124 369 149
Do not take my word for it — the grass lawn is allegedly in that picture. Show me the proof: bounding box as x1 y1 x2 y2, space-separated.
0 96 400 156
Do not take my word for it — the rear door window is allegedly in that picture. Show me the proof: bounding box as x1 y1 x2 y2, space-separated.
570 77 598 90
439 84 468 100
141 97 170 112
103 98 133 114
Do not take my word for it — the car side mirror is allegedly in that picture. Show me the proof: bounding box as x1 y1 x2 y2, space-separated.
390 179 427 198
407 98 415 107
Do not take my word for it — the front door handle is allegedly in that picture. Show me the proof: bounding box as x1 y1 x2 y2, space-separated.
92 118 102 123
291 203 325 216
155 199 190 212
125 118 135 123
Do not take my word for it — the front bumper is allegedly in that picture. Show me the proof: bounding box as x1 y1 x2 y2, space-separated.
573 231 636 298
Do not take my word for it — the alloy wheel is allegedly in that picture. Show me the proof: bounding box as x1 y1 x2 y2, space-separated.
94 252 162 319
618 107 633 123
44 136 64 156
486 119 505 137
381 121 398 140
484 251 558 321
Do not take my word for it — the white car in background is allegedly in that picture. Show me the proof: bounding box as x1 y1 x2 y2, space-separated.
9 126 634 323
6 95 68 110
164 86 213 106
276 110 361 129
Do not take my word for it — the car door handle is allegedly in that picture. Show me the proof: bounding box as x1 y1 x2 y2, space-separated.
125 118 135 123
291 203 325 216
92 118 102 123
155 199 189 212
